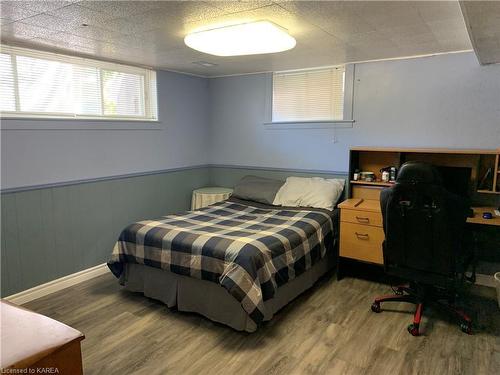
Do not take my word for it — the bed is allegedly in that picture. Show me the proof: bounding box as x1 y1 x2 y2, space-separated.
108 196 339 332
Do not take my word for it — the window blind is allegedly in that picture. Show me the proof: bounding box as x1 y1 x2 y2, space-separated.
102 70 144 117
0 45 157 121
0 53 16 112
272 66 345 122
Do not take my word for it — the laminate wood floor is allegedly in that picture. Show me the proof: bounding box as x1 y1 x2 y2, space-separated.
24 272 499 375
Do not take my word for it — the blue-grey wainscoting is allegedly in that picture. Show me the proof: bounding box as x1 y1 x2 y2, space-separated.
1 166 210 296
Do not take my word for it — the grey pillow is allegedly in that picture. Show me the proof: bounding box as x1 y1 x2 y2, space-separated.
232 175 285 205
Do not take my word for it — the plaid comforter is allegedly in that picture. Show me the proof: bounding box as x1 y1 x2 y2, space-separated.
108 199 337 325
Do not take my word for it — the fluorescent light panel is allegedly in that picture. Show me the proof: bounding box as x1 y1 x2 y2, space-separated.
184 21 296 57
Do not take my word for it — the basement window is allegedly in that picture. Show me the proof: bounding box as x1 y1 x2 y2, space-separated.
271 66 348 125
0 45 158 121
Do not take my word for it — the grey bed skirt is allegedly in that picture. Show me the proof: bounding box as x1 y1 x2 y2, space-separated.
120 254 336 332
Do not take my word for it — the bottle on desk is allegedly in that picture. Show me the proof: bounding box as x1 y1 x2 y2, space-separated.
389 166 397 182
353 169 360 181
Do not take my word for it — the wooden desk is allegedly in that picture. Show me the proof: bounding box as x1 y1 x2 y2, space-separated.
340 199 499 226
467 206 500 226
338 199 499 265
1 300 84 374
339 147 500 280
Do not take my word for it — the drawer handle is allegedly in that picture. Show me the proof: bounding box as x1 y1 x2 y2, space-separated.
355 232 369 240
355 216 370 223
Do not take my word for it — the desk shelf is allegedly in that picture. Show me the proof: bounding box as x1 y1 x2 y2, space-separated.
477 189 498 194
349 147 500 197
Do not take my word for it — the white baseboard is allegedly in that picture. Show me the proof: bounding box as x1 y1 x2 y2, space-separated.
4 263 109 305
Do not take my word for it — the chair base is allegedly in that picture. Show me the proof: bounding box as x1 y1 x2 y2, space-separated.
371 284 472 336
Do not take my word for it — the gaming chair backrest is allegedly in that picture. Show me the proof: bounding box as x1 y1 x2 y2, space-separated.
380 162 469 278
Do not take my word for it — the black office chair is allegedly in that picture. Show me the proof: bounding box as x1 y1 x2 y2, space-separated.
371 162 475 336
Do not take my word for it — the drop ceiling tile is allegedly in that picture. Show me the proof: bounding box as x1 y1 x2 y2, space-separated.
388 28 437 47
112 34 159 50
354 1 424 29
207 1 273 13
156 45 211 62
10 1 76 14
1 22 57 41
426 19 471 48
21 13 71 32
436 39 472 52
153 1 229 23
100 16 158 36
43 31 98 50
28 36 95 55
93 42 123 56
68 24 128 42
135 27 185 49
396 42 443 57
104 0 228 36
277 1 376 40
47 3 115 28
414 1 464 23
99 6 187 36
0 3 39 23
77 0 167 19
1 18 14 26
348 35 399 52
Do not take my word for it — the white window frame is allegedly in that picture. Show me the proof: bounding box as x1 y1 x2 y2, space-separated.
264 64 355 129
0 45 158 122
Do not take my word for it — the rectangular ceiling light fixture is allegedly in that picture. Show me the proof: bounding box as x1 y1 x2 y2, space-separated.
184 21 296 57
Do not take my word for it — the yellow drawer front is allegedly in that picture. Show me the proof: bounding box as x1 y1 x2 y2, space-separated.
340 222 384 264
341 209 383 227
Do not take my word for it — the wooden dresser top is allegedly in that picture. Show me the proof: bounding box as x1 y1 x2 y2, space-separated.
1 300 84 369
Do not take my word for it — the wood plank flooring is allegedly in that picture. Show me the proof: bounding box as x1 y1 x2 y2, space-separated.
23 272 500 375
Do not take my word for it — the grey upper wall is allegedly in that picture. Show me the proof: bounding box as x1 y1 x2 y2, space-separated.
208 52 500 172
2 51 500 190
1 70 210 190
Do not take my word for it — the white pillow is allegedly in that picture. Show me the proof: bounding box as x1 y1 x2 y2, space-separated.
273 176 345 211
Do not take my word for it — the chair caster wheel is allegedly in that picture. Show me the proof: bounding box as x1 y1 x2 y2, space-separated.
460 322 472 335
408 323 420 336
371 302 381 313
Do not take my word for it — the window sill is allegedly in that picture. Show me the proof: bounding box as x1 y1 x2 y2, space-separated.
263 120 354 130
1 118 162 131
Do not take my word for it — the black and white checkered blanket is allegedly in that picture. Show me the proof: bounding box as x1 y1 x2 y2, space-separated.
108 199 337 325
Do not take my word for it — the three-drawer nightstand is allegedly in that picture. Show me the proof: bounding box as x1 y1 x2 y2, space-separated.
338 198 384 265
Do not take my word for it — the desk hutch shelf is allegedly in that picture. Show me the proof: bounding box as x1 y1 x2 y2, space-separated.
348 147 500 196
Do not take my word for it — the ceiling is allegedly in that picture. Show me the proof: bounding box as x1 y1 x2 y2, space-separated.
0 1 490 77
460 1 500 65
